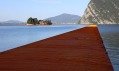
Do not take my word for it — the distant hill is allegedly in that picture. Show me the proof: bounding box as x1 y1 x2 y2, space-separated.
45 13 81 24
79 0 119 24
3 20 23 23
0 20 26 26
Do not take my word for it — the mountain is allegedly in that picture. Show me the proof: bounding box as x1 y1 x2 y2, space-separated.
0 20 25 26
79 0 119 24
46 13 81 24
3 20 23 23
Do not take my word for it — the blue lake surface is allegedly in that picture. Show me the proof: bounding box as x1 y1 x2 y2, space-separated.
98 24 119 71
0 25 86 52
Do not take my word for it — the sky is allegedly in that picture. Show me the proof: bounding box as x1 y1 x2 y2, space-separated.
0 0 90 22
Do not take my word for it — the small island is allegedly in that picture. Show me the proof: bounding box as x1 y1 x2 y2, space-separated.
26 17 52 26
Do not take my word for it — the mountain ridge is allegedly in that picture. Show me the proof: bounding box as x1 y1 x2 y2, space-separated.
79 0 119 24
46 13 81 24
3 20 24 23
0 20 25 26
0 13 81 25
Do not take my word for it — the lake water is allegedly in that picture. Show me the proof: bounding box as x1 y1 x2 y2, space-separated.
0 25 119 71
98 24 119 71
0 25 86 52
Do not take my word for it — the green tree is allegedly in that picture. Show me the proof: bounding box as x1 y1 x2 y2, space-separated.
33 18 39 25
27 17 33 24
45 20 52 25
27 17 39 25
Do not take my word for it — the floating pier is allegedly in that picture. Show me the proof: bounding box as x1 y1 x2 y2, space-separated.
0 25 113 71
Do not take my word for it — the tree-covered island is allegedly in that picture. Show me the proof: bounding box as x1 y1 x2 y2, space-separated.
27 17 52 25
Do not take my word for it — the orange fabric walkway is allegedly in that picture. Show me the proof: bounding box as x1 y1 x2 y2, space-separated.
0 26 113 71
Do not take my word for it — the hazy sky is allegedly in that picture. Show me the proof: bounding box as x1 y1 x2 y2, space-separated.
0 0 90 22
